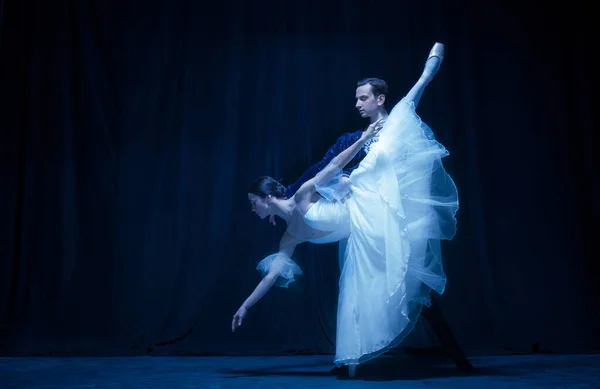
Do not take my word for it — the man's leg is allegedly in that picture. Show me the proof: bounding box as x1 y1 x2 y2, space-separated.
419 293 473 371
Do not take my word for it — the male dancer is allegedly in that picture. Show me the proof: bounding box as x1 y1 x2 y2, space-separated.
273 43 473 373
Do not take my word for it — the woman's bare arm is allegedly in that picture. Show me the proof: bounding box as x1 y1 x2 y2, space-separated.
293 119 384 202
231 232 300 332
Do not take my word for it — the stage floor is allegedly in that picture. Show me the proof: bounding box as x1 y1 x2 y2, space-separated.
1 353 599 388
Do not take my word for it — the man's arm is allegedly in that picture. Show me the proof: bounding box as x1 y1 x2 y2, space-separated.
267 131 362 227
294 119 384 203
285 131 362 198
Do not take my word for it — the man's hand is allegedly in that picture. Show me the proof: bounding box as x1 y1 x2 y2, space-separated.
269 214 276 226
232 306 248 332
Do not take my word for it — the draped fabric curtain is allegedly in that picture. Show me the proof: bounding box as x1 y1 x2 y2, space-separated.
1 0 597 356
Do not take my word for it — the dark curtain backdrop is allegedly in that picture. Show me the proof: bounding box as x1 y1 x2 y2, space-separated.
1 0 597 357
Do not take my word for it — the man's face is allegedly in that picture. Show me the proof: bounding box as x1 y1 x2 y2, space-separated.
355 84 384 118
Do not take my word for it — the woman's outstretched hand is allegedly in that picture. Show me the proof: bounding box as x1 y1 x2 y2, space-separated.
232 305 248 332
363 118 386 141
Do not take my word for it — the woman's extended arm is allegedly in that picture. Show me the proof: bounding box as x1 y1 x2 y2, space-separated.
293 119 384 201
231 232 300 332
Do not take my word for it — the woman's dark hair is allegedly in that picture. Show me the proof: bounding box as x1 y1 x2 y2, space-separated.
249 176 287 199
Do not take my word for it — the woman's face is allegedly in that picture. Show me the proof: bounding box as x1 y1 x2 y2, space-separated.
248 193 270 219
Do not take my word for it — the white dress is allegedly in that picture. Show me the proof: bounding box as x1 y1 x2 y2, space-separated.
257 97 459 367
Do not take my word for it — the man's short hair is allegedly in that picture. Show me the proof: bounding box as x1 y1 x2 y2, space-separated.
357 78 388 97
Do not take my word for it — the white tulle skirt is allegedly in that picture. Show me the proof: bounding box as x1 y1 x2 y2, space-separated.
307 97 459 367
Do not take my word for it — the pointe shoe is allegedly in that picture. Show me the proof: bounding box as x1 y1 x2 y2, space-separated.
348 364 356 377
428 42 445 62
422 42 445 83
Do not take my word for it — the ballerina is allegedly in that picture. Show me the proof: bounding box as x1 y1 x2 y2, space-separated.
232 43 458 377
